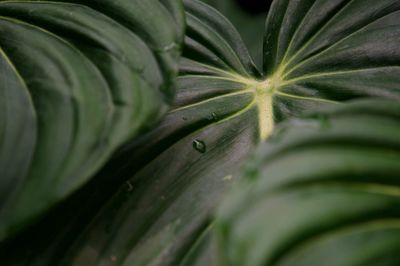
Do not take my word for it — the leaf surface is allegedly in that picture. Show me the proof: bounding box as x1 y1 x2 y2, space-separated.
216 100 400 266
53 0 400 264
2 0 400 265
0 0 184 241
264 0 400 121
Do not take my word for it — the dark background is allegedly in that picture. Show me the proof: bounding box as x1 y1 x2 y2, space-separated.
236 0 272 15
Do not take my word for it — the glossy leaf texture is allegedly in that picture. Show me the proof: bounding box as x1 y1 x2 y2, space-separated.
216 99 400 266
264 0 400 120
0 1 261 265
0 0 184 241
2 0 400 265
183 0 400 141
33 0 400 264
68 1 400 264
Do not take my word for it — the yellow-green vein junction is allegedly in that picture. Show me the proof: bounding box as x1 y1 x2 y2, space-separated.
191 68 280 141
191 63 338 141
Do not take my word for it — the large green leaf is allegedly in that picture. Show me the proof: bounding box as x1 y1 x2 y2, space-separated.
216 99 400 266
0 49 36 214
125 0 400 263
183 0 400 140
2 0 400 265
264 0 400 112
0 0 184 241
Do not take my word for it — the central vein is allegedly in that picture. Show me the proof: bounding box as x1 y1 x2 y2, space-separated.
253 80 275 141
212 69 280 142
230 75 278 142
199 63 336 142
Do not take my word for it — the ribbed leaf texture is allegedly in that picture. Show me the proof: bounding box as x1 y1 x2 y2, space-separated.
217 100 400 266
0 0 184 241
1 0 400 265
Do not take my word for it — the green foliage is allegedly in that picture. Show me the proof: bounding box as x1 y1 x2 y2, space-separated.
1 0 400 265
0 0 184 241
217 100 400 266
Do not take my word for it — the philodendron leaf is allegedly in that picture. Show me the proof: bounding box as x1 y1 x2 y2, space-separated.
184 0 400 140
216 99 400 266
2 0 400 265
0 0 184 241
128 0 400 262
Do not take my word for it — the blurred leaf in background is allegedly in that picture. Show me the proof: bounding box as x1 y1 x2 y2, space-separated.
201 0 272 67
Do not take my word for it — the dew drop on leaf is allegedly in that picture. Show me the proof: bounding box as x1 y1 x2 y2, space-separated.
192 139 206 153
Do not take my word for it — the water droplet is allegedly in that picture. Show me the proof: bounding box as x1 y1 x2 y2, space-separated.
193 139 206 153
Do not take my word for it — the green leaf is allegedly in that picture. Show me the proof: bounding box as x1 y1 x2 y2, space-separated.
48 0 400 263
2 0 400 265
183 0 400 141
124 0 400 263
0 1 260 264
0 50 36 214
49 3 262 264
216 99 400 266
264 0 400 116
0 0 184 241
